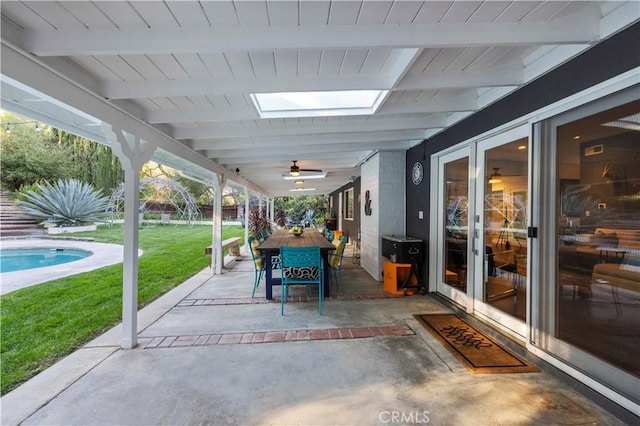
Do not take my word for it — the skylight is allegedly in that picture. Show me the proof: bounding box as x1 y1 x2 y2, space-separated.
251 90 388 118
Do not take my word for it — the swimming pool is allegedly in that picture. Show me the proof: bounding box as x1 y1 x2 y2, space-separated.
0 247 92 273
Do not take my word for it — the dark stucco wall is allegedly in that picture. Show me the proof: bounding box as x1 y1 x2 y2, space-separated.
406 22 640 283
328 177 361 242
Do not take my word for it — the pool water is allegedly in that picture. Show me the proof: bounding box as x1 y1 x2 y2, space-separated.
0 248 92 273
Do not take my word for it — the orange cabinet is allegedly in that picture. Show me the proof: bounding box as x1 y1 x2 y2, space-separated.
383 259 417 295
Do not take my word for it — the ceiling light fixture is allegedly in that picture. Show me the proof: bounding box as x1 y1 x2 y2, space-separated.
283 173 326 180
294 180 304 185
518 145 526 150
488 168 502 184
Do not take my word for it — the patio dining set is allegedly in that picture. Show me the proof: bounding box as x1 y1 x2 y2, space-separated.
248 228 348 315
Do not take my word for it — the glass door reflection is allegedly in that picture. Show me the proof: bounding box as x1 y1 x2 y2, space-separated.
480 138 529 323
444 157 469 292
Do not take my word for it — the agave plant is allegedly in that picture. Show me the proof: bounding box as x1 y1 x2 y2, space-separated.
17 179 110 227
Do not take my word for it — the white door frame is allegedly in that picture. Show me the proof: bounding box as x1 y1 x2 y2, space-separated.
472 124 531 339
430 146 473 310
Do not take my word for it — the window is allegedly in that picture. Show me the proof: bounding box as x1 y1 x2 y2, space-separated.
344 188 354 220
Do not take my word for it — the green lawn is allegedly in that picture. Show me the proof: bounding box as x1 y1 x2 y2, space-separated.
0 224 245 395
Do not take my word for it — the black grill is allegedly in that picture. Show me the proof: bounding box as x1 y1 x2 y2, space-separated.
381 235 424 264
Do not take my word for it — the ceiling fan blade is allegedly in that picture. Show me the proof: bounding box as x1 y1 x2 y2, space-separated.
299 168 323 173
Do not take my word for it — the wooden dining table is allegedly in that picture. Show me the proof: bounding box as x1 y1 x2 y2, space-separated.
256 229 336 300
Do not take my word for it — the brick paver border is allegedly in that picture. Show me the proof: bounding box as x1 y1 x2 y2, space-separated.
177 292 401 307
144 324 415 349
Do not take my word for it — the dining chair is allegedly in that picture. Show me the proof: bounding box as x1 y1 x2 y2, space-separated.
279 246 324 315
248 236 265 297
329 235 348 292
326 230 335 242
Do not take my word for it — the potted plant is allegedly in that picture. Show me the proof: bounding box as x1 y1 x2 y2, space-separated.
247 208 271 237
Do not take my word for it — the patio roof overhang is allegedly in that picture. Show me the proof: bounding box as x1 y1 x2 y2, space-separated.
1 1 637 350
2 1 637 197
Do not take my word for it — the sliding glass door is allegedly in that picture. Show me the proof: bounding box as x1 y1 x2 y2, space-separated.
538 89 639 403
434 148 471 306
472 127 530 337
432 126 530 337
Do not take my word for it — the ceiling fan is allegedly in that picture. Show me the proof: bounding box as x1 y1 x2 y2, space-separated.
288 160 322 177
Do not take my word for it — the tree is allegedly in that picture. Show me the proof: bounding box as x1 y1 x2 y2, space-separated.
0 114 77 191
274 195 328 225
0 112 124 193
58 129 123 193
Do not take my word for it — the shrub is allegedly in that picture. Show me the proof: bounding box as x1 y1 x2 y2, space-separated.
248 208 271 236
17 179 110 227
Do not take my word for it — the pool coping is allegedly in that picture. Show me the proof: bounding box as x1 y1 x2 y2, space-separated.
0 239 142 295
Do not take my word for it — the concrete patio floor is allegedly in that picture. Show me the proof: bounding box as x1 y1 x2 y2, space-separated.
1 252 636 425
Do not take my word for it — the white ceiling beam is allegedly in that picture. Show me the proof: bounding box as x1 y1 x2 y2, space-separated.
190 129 426 150
236 159 358 169
215 151 367 165
202 139 417 159
377 96 477 115
241 164 360 177
102 75 390 100
147 108 259 124
174 117 443 140
148 95 474 124
102 68 520 99
23 21 599 56
395 68 523 91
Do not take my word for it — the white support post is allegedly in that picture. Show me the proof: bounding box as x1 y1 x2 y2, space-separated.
244 186 250 253
211 174 226 275
102 123 155 350
121 167 140 349
270 197 275 224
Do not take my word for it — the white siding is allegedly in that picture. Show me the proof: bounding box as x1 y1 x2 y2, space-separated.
360 151 406 281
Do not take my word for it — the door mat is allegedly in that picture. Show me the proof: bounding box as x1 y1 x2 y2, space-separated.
415 314 539 374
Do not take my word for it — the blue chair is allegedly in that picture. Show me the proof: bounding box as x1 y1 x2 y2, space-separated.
329 235 348 292
248 236 265 297
326 230 334 242
279 246 324 315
